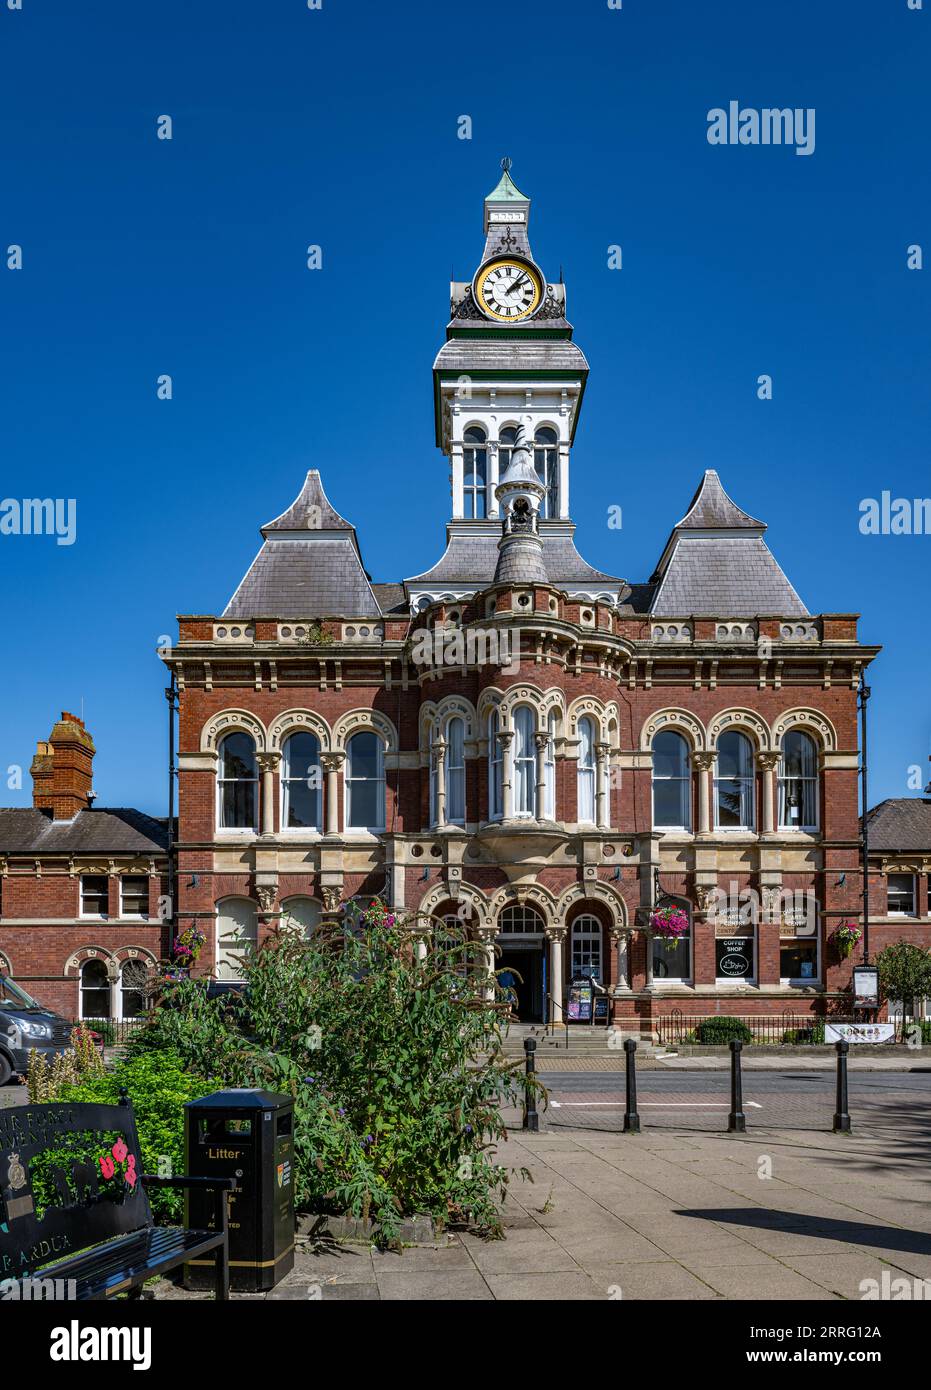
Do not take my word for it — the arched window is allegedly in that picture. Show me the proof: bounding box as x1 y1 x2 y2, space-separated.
498 424 520 474
216 898 258 982
652 730 691 830
499 904 544 933
571 915 603 981
119 959 148 1021
715 731 755 830
778 730 819 830
463 426 487 519
513 706 535 817
281 896 321 938
281 731 322 831
652 900 692 982
80 959 110 1020
217 732 258 830
445 716 465 824
534 426 559 518
543 710 557 819
488 709 503 820
346 731 385 831
577 716 596 824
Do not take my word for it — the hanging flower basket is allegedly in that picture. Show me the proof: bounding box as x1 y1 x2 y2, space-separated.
831 921 862 960
650 905 689 950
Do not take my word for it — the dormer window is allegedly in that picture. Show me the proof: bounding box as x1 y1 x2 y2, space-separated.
463 427 487 519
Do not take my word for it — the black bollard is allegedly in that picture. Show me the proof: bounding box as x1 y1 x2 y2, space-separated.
728 1038 746 1133
523 1037 539 1132
623 1038 640 1134
833 1039 851 1133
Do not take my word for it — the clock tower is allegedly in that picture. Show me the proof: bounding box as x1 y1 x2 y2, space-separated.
432 161 589 528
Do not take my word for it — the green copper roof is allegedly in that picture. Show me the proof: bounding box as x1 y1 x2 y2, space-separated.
485 167 529 203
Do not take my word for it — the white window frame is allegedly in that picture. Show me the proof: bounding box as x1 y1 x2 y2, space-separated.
345 731 386 833
79 958 111 1020
215 896 259 982
651 903 692 984
280 731 323 834
512 705 535 818
887 873 916 916
777 730 819 832
570 915 603 981
714 730 756 832
488 710 503 821
216 732 259 834
119 875 149 920
714 931 757 986
779 920 821 986
445 716 466 825
533 426 559 519
577 717 596 825
543 711 556 820
117 959 149 1021
651 730 692 832
463 426 488 519
80 874 110 920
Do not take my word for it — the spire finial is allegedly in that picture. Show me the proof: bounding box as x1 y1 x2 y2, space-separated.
501 155 512 174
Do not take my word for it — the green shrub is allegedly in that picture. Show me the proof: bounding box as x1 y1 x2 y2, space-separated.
694 1016 754 1046
51 1048 218 1221
132 901 533 1244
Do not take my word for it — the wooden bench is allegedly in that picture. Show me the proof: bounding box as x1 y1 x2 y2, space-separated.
0 1088 233 1300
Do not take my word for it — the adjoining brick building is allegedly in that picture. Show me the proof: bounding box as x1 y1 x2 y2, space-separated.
0 713 168 1021
158 166 906 1035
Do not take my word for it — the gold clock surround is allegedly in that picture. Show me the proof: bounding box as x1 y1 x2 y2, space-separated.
473 257 544 322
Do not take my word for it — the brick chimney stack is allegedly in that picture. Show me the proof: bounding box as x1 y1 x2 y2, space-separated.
30 712 96 819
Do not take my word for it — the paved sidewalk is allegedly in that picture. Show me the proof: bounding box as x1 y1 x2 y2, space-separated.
154 1116 931 1301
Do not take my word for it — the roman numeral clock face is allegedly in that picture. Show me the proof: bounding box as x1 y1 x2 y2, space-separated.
474 258 543 321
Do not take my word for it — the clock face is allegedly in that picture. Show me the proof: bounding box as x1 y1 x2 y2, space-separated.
474 258 543 322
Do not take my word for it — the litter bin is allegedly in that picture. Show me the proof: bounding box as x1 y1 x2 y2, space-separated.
183 1088 295 1292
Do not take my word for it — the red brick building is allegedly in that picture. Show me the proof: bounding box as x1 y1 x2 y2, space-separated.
0 713 168 1021
157 168 915 1035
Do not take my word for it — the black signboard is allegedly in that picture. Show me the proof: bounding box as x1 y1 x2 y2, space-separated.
715 937 753 979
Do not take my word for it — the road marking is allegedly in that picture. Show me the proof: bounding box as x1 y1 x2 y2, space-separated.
549 1100 763 1109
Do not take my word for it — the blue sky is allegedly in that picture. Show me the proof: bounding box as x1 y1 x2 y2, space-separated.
1 0 928 816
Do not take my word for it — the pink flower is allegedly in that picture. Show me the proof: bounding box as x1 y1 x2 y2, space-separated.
99 1155 115 1180
124 1167 137 1189
112 1139 128 1164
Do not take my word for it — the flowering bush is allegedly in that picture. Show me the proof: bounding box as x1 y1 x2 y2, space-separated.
832 921 862 959
131 899 534 1244
650 905 689 948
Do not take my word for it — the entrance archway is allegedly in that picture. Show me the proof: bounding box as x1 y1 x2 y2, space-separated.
497 903 545 1022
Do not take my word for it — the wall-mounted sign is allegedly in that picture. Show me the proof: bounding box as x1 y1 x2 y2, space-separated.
852 965 879 1010
715 938 753 979
825 1022 894 1044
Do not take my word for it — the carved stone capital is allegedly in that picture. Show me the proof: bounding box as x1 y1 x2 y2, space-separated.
255 884 278 914
321 885 343 913
692 752 717 771
544 927 567 945
319 751 346 773
256 751 280 774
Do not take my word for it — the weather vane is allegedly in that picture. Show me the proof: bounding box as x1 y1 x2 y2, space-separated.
501 156 512 173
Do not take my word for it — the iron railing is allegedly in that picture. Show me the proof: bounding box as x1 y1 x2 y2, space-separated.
655 1009 929 1046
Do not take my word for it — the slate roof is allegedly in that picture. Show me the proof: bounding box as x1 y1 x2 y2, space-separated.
371 583 407 614
650 471 809 618
434 339 588 375
866 799 931 853
494 534 549 586
224 472 382 619
406 527 622 591
0 808 169 855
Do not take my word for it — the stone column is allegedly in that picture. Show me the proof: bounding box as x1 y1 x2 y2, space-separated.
478 927 497 1000
488 442 500 517
451 442 464 520
612 929 632 992
319 751 345 836
693 752 716 834
256 752 280 836
534 731 549 821
546 928 567 1024
433 738 447 828
498 730 514 821
595 741 610 828
759 751 780 836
